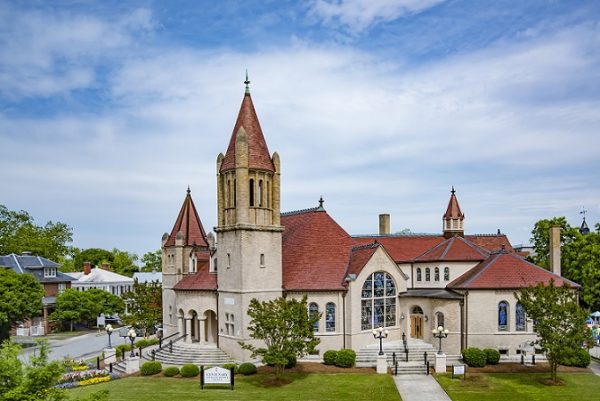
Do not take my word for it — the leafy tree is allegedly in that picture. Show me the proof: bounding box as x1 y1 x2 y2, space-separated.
0 205 72 261
71 248 114 272
51 288 124 331
516 280 592 383
122 281 162 336
239 296 320 379
85 288 125 321
141 250 162 272
111 248 139 277
0 269 44 341
529 217 578 268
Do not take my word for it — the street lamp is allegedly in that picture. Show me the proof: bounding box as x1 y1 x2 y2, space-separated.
372 326 389 356
106 324 114 348
127 328 137 357
432 325 449 355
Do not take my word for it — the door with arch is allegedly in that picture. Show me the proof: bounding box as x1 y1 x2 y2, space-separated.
410 306 424 339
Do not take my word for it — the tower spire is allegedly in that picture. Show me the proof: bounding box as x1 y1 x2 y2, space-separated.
244 70 250 95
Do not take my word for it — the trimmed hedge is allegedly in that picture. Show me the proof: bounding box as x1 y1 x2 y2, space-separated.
238 362 257 375
222 363 238 374
483 348 500 365
559 348 591 368
323 350 338 365
335 349 356 368
135 338 159 348
180 364 200 378
140 361 162 376
462 347 486 368
163 366 180 377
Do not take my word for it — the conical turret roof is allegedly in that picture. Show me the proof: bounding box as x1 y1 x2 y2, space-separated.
164 188 209 247
444 187 464 219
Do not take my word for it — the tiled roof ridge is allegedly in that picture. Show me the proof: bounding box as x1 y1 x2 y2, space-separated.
353 232 441 238
458 236 491 257
281 206 322 217
351 241 380 252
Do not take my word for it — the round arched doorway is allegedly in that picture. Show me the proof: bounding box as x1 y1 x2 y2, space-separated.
410 305 424 339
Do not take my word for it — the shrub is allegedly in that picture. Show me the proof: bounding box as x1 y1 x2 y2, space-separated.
222 363 238 374
163 366 180 377
180 364 200 377
323 350 338 365
335 349 356 368
483 348 500 365
115 344 131 358
462 347 486 367
140 361 162 376
559 348 591 368
285 355 297 369
135 338 160 348
238 362 257 375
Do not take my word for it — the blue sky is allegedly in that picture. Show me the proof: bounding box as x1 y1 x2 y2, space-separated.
1 0 599 261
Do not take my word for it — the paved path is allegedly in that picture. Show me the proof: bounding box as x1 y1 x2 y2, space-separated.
393 374 451 401
18 331 123 362
590 359 600 376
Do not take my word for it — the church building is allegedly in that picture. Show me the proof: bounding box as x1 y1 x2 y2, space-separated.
161 81 578 362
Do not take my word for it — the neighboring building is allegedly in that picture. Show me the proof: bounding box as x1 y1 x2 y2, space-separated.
66 262 134 296
133 270 163 285
0 252 75 335
162 82 579 362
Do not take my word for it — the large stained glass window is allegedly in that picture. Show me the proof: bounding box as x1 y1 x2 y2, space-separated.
326 302 336 332
515 302 525 331
361 272 396 330
498 301 509 331
309 303 319 332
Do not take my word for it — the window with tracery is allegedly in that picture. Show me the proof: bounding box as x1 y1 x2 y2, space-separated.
326 303 336 332
361 272 396 330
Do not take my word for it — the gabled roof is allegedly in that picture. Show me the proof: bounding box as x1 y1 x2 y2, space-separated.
414 236 489 262
173 251 216 291
220 91 275 172
346 242 380 277
281 207 355 291
0 253 74 283
164 189 209 248
447 251 579 290
67 268 133 284
444 187 464 219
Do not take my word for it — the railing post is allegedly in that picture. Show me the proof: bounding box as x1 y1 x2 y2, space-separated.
109 363 113 373
424 351 427 365
139 345 143 358
521 353 524 365
96 357 100 370
532 354 536 365
394 361 398 376
159 338 163 349
121 348 125 360
405 348 408 362
152 349 156 361
392 352 396 365
169 340 173 353
427 361 430 375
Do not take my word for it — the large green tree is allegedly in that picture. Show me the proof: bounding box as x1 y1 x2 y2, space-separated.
122 281 162 336
69 248 139 277
0 269 44 341
50 288 124 331
240 296 320 379
141 250 162 272
0 205 72 261
516 280 592 383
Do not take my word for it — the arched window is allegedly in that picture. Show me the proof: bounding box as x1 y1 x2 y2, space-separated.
233 179 237 207
436 312 445 328
309 303 319 332
444 267 450 281
434 267 440 281
267 181 270 208
498 301 509 331
425 268 431 281
361 272 396 330
515 302 525 331
226 179 231 207
326 303 336 332
258 180 263 207
249 179 255 207
416 268 422 281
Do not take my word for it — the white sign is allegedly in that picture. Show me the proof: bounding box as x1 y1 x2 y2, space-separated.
204 366 231 385
224 297 235 305
453 365 465 375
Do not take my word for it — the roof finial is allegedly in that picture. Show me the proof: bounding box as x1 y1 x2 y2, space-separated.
317 196 325 211
244 70 250 95
187 185 191 195
451 186 456 195
580 206 588 221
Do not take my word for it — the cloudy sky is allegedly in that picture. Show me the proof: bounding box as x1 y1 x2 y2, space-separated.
1 0 599 261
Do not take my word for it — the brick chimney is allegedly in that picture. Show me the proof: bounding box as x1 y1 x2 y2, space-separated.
549 226 561 276
83 261 91 275
379 214 390 235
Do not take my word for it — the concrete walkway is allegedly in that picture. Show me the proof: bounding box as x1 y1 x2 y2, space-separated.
393 374 451 401
590 359 600 376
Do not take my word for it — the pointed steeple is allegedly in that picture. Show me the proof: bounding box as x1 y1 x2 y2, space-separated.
580 207 590 235
443 187 465 238
219 77 275 173
164 188 209 247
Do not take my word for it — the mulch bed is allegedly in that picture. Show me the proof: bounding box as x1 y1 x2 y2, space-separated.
257 362 375 374
457 363 591 374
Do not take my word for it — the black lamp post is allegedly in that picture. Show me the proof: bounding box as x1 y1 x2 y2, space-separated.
432 325 449 355
106 324 114 348
127 328 137 357
372 326 389 356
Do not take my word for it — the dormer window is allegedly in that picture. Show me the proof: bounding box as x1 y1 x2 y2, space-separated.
189 254 197 273
44 267 57 278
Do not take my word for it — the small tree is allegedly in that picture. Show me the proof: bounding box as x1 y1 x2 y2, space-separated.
516 280 592 383
239 296 320 379
0 269 44 340
141 250 162 272
121 280 162 336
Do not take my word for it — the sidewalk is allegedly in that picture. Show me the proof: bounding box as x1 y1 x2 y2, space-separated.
393 374 451 401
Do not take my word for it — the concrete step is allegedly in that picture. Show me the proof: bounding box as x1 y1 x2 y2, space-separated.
152 343 233 366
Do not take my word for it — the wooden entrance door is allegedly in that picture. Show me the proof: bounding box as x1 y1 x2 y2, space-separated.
410 315 423 339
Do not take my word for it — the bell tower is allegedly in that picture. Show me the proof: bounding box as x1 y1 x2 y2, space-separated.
443 186 465 238
215 76 283 360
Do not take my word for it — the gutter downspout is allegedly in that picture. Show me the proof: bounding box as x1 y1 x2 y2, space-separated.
464 290 469 350
342 291 347 349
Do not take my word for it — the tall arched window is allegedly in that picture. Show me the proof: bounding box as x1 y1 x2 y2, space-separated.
498 301 509 331
515 302 525 331
444 267 450 281
434 267 440 281
326 303 336 332
309 303 319 332
416 268 422 281
361 272 396 330
226 179 231 207
425 268 431 281
258 180 264 207
249 179 255 207
436 312 445 328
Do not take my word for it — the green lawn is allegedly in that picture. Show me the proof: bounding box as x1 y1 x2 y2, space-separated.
67 373 399 401
436 373 600 401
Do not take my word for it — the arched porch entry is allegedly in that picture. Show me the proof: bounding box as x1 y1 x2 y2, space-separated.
410 305 424 339
177 309 185 337
203 310 218 345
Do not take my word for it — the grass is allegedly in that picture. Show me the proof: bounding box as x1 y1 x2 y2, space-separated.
67 373 399 401
436 372 600 401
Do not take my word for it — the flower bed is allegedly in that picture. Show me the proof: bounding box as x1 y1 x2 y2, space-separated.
56 369 120 389
63 358 93 372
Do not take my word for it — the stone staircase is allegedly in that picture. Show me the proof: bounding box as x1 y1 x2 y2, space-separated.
152 342 233 367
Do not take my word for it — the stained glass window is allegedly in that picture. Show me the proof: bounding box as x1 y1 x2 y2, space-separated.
416 268 422 281
361 272 396 330
425 268 430 281
444 267 450 281
515 302 525 331
434 267 440 281
309 303 319 332
498 301 508 331
326 303 336 332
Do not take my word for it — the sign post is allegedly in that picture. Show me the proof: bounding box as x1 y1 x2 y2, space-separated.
452 364 466 380
201 366 234 390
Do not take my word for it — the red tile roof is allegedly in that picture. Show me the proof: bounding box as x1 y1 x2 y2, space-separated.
173 251 216 291
444 188 464 219
164 190 209 248
281 208 355 291
466 235 513 253
414 236 489 262
220 93 275 172
346 242 380 277
447 251 579 290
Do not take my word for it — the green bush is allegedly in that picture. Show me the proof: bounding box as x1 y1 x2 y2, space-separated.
163 366 180 377
483 348 500 365
238 362 257 375
323 350 338 365
140 361 162 376
180 364 200 377
136 338 160 348
335 349 356 368
559 348 591 368
115 344 131 358
222 363 238 374
285 355 297 369
462 347 486 367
